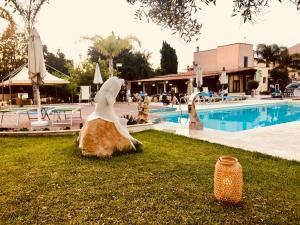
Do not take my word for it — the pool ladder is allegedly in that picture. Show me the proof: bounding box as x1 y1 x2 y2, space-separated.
178 97 188 115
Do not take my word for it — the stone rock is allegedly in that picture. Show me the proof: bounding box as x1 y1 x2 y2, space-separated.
78 77 142 157
79 118 135 157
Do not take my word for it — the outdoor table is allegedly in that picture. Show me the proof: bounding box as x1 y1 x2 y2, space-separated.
0 106 52 127
51 106 82 126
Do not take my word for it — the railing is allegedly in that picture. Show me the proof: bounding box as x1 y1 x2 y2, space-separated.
178 97 188 115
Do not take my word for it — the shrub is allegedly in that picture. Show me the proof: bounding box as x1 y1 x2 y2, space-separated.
121 114 139 125
247 80 259 90
260 90 271 95
216 81 228 91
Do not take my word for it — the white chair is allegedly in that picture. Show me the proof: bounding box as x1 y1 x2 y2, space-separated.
79 86 92 104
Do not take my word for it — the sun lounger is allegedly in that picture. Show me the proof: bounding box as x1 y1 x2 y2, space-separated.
198 92 211 103
222 95 244 101
51 105 82 126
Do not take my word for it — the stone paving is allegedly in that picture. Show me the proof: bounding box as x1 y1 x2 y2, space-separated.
0 102 162 131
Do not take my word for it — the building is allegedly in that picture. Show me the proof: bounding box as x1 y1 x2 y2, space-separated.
288 43 300 81
130 43 258 95
194 43 257 93
254 61 269 92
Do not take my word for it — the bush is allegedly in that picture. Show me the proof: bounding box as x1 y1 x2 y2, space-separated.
247 80 259 90
19 128 29 131
121 114 139 125
216 81 228 91
260 90 271 95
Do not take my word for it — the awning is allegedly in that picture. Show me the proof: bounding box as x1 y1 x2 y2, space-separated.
1 66 69 86
131 67 256 83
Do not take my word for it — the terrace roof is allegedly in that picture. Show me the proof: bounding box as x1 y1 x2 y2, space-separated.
131 67 256 83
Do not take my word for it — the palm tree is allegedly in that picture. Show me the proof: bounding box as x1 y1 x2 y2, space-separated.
255 43 280 67
276 48 300 71
83 32 141 77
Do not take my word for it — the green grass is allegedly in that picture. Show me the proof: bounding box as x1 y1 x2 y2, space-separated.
0 130 299 224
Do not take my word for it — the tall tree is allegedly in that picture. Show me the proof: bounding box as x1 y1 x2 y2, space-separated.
66 59 111 102
114 49 153 80
0 8 26 79
276 48 300 71
127 0 300 42
0 1 49 78
160 41 178 75
0 29 27 79
83 32 141 77
270 48 300 85
256 44 281 67
43 45 73 75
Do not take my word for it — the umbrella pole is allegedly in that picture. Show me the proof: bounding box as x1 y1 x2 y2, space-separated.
31 85 48 127
36 86 42 121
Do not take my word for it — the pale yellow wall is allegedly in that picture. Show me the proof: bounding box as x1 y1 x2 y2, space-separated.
254 61 269 92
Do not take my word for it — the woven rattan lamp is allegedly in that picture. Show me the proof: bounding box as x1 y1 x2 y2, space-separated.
214 156 243 204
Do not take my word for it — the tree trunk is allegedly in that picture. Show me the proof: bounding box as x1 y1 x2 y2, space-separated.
108 57 113 77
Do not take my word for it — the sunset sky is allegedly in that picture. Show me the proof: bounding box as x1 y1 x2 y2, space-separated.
1 0 300 71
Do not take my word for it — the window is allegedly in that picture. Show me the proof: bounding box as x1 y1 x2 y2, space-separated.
263 77 266 83
244 56 248 68
233 80 240 92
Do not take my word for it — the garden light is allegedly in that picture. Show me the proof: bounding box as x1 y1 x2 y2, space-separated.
214 156 243 204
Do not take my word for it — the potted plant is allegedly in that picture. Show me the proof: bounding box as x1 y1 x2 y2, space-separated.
247 80 259 97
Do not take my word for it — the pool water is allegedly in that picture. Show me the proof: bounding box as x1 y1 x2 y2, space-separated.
160 103 300 132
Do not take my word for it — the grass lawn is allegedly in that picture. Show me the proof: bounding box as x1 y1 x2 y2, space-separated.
0 130 299 224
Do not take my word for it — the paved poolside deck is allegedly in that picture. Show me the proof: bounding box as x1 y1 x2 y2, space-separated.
0 102 162 130
153 98 300 161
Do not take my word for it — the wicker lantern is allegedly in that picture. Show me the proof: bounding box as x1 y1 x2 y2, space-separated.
214 156 243 204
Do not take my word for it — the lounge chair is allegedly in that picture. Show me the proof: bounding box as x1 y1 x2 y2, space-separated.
222 95 244 101
198 92 211 103
271 90 282 98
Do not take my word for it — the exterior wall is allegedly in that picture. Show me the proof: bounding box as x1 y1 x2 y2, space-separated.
194 43 254 72
228 74 253 93
289 71 300 81
254 62 269 92
193 49 217 72
216 44 240 71
289 43 300 55
238 45 254 68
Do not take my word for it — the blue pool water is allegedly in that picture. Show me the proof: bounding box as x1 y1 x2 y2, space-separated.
159 103 300 132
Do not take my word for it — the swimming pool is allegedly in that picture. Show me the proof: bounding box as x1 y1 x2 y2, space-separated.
159 103 300 132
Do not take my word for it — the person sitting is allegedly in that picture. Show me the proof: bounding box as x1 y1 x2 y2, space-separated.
162 91 169 105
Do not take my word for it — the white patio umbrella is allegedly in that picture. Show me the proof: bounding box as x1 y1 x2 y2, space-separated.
195 65 203 91
93 63 103 91
219 69 228 85
28 27 48 127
